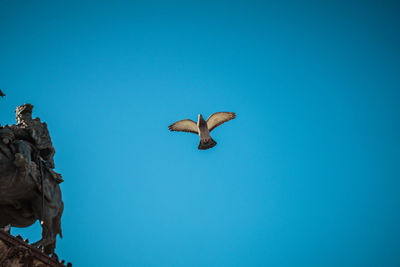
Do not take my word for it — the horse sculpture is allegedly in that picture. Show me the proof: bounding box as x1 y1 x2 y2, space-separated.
0 125 64 255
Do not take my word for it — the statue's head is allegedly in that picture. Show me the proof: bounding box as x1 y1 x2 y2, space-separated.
15 103 34 124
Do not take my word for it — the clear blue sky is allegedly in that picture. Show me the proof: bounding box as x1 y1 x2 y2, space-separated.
1 1 399 266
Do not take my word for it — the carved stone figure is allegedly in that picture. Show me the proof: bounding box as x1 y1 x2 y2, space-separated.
0 104 64 255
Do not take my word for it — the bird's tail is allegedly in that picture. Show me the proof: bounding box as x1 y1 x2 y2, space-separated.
198 138 217 150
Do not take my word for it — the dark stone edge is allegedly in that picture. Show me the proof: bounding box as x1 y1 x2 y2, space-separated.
0 230 67 266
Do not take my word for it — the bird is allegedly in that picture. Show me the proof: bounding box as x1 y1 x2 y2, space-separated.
168 112 236 150
0 89 5 98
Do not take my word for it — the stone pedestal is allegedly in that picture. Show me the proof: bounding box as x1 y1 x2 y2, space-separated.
0 231 70 267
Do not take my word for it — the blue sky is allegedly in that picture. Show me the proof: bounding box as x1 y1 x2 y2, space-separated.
1 1 399 266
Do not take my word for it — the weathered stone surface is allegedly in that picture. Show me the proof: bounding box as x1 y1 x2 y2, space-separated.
0 104 64 255
0 230 69 266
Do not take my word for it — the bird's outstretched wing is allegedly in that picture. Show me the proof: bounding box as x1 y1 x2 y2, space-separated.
207 112 236 132
168 119 198 134
0 89 5 97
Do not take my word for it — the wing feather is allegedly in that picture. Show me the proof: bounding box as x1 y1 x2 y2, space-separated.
207 112 236 132
168 119 198 134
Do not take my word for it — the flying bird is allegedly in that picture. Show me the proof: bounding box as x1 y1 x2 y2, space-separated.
168 112 236 150
0 89 5 98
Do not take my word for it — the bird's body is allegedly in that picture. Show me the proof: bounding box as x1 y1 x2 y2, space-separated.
197 114 216 149
169 112 236 150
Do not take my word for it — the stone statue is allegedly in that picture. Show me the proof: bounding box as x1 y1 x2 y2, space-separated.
0 104 64 255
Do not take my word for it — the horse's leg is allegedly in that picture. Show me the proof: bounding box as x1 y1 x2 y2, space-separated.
29 195 54 251
31 197 63 254
44 201 63 254
0 224 11 232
